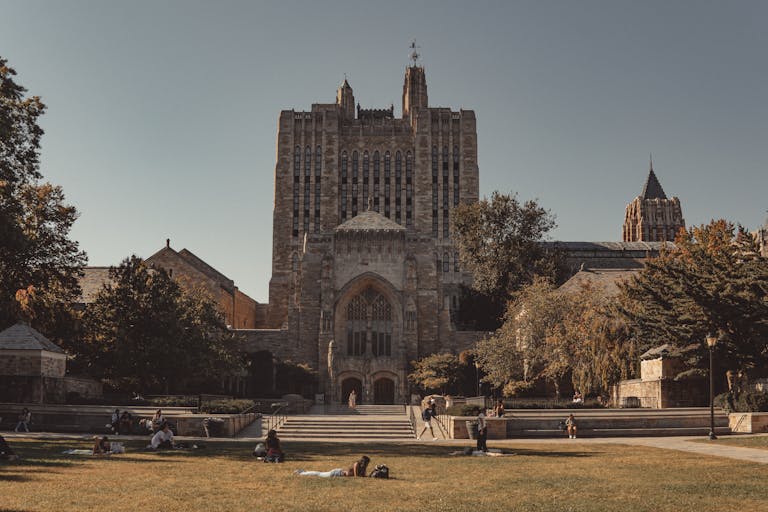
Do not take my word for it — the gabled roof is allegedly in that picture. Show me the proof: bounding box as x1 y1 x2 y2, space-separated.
177 249 235 289
558 268 639 297
335 210 406 233
79 267 114 304
0 323 65 353
641 169 667 200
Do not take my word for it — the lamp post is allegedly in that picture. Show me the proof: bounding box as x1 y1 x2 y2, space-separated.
706 333 719 440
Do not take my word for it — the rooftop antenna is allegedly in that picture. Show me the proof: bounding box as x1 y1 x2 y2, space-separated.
409 39 421 66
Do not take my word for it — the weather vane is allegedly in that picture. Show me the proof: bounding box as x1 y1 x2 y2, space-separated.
409 39 421 65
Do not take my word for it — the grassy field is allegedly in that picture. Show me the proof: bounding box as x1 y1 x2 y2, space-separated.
697 434 768 451
1 438 767 512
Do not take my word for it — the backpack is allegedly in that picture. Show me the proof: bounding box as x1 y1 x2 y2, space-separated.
422 409 431 421
370 464 389 479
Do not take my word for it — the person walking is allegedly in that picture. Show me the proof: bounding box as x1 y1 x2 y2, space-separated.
476 407 488 452
14 408 31 433
417 402 438 440
348 389 357 409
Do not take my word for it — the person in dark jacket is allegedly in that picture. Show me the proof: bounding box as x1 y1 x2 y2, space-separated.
417 402 437 440
264 429 284 462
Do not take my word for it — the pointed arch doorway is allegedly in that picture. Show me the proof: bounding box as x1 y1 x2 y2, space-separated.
373 377 395 404
341 377 362 405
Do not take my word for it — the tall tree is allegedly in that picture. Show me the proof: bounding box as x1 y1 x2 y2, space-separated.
79 256 243 394
0 57 86 342
451 191 563 328
620 220 768 378
409 353 467 395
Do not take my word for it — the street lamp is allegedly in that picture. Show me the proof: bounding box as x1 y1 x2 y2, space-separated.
706 333 719 440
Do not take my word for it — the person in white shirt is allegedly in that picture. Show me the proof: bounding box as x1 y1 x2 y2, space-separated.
476 408 488 452
150 423 174 450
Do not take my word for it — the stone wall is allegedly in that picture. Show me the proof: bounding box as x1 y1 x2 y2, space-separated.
0 350 65 378
612 377 707 408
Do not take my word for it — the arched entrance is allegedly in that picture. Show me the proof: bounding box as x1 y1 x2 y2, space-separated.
373 378 395 404
341 377 363 405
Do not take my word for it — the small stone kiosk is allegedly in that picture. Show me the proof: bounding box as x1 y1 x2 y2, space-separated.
612 344 705 408
0 323 100 403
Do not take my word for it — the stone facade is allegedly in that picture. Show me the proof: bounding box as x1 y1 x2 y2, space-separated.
622 162 685 242
247 65 486 404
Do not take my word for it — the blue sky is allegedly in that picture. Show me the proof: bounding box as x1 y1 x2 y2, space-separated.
2 0 766 301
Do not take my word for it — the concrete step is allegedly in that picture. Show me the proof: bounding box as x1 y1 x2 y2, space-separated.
276 413 414 440
516 426 732 438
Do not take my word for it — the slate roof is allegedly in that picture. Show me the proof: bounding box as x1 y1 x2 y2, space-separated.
641 169 667 200
0 323 64 353
177 248 235 289
558 268 639 297
335 211 406 232
79 267 114 304
543 241 674 251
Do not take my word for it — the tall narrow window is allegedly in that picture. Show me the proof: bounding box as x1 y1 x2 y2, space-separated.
293 146 300 237
314 146 321 232
384 151 391 218
346 295 366 356
454 251 460 272
431 146 438 236
453 145 460 207
340 151 348 221
443 251 450 273
395 151 402 224
373 151 380 212
304 146 311 234
442 146 449 238
362 151 370 208
351 151 359 217
406 151 413 227
371 294 392 357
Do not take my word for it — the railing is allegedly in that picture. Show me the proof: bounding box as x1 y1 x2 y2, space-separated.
406 402 417 438
265 402 288 432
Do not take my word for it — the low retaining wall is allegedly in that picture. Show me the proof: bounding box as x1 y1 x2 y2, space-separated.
729 412 768 434
0 403 258 438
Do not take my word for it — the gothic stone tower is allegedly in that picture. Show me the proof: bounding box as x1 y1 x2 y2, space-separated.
623 161 685 242
260 63 481 404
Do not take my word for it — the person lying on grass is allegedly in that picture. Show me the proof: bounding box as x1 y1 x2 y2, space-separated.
93 436 112 455
294 455 370 478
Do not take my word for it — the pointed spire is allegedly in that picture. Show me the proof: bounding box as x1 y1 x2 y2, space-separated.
641 156 667 200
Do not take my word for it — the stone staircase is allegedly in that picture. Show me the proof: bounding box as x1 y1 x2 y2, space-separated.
276 404 415 440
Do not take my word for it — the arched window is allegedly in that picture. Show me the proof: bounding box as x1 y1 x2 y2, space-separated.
442 147 449 238
383 151 391 218
453 145 460 207
362 151 370 208
373 151 380 212
431 147 438 236
293 146 301 237
406 151 413 227
395 151 402 224
340 151 348 221
345 288 393 357
351 151 359 217
443 251 450 273
304 147 311 234
314 146 321 232
346 295 366 356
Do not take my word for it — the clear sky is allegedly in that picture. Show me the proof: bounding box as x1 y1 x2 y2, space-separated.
2 0 766 301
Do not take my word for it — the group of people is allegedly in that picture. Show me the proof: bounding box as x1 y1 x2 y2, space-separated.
109 409 134 435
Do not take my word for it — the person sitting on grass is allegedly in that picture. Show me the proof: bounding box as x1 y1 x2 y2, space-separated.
93 436 112 455
264 429 284 463
565 414 578 439
295 455 370 478
150 422 175 450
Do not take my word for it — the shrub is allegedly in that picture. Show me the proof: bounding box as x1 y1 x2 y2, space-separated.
148 396 199 407
714 391 768 412
446 404 481 416
199 399 255 414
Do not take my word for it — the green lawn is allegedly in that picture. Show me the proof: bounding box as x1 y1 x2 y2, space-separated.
1 438 767 512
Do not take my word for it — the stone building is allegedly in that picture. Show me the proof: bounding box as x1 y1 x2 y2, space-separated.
622 160 685 242
0 323 101 403
244 62 486 404
79 241 260 329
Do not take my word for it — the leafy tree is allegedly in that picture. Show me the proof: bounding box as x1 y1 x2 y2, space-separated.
476 278 638 398
79 256 243 394
0 57 86 344
451 191 564 328
620 220 768 379
409 353 467 395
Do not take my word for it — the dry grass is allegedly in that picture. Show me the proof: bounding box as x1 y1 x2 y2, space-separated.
697 434 768 451
1 438 767 512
